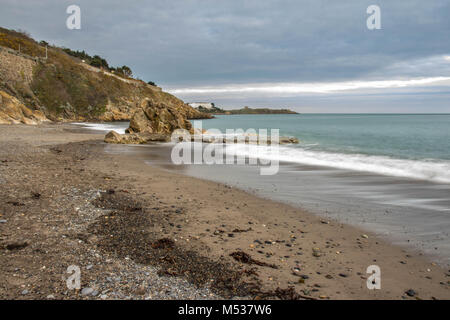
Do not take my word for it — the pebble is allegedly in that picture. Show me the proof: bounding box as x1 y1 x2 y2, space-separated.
46 294 55 299
21 290 29 295
86 264 93 270
405 289 416 297
81 287 94 296
312 248 322 257
361 234 369 239
0 219 7 223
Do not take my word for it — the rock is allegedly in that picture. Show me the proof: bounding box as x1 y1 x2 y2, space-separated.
405 289 416 297
339 273 349 278
21 290 29 295
0 219 7 223
104 131 170 145
46 294 55 299
104 131 122 144
86 264 93 270
312 247 322 257
279 136 299 144
292 267 302 276
135 285 146 295
126 99 193 135
81 287 94 296
0 90 50 125
361 234 369 239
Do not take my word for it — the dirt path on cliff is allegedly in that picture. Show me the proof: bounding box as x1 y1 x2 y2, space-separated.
0 124 449 300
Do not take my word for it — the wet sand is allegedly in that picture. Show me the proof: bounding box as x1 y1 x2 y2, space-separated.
1 123 449 299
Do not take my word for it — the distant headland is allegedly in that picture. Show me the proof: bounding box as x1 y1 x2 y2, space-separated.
189 103 299 115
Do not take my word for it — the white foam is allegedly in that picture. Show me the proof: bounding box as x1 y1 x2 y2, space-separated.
225 144 450 184
72 122 128 134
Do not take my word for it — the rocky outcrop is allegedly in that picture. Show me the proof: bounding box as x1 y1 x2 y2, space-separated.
104 130 169 144
0 90 49 124
126 98 194 134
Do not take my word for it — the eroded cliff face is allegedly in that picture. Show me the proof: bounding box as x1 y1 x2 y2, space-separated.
0 90 49 124
0 27 210 130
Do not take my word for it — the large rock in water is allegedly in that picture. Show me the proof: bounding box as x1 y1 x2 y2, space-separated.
126 99 192 134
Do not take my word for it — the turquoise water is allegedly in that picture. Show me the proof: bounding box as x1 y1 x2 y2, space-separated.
199 114 450 160
194 114 450 183
78 114 450 183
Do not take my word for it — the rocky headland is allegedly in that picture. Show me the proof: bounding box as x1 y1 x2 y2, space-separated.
0 27 210 129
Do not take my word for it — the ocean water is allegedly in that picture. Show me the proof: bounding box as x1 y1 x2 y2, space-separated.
198 114 450 183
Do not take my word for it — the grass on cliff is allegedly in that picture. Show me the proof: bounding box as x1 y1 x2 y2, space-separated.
0 28 45 57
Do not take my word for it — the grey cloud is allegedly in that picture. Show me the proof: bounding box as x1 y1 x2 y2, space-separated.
1 0 449 111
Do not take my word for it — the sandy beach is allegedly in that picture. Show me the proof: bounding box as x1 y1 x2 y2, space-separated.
0 123 449 300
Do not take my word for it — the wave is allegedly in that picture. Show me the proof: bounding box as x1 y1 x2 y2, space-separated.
224 144 450 183
72 122 128 134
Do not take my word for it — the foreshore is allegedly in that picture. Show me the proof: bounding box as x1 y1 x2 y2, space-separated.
0 123 448 300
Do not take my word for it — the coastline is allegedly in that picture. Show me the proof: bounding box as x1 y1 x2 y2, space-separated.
0 123 449 300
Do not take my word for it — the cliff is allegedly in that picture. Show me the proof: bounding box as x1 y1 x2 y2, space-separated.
0 27 210 128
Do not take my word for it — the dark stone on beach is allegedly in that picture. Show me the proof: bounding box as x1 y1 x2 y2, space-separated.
405 289 416 297
6 242 29 251
339 273 349 278
31 192 41 199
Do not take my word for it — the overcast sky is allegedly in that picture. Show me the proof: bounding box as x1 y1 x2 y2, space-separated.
1 0 449 112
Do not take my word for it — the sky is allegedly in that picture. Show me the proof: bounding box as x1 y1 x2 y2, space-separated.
1 0 449 112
